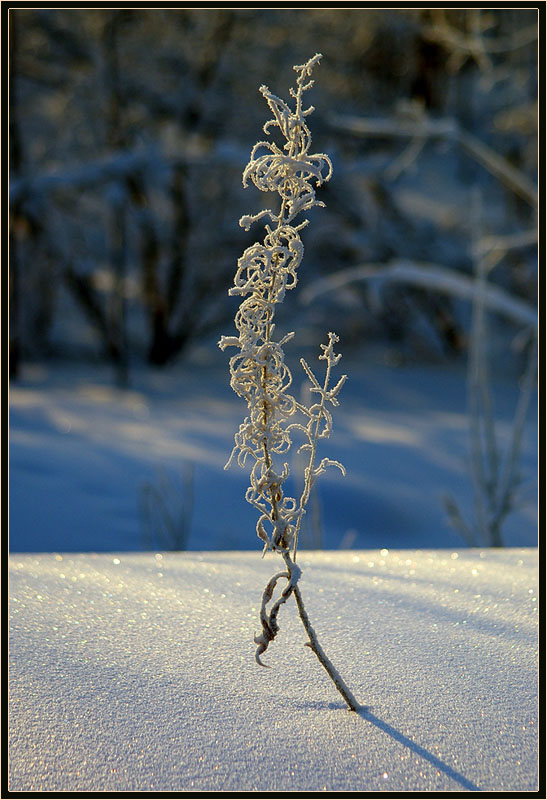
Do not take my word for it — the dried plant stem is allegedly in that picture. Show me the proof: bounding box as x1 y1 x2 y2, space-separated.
280 552 360 711
257 376 359 710
258 443 359 710
221 54 358 711
292 358 332 560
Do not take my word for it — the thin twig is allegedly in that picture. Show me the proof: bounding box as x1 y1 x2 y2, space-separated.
300 259 538 329
286 555 359 711
329 111 537 207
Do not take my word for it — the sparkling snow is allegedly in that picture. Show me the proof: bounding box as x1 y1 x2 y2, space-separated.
9 548 538 792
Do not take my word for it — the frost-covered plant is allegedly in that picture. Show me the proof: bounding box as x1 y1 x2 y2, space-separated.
219 54 359 711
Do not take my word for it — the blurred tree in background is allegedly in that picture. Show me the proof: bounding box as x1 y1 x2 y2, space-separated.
9 8 538 382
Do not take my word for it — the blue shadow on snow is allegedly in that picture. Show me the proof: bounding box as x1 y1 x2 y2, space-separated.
358 707 480 792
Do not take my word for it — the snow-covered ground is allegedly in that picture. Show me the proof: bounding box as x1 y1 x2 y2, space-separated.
9 548 538 792
8 345 538 553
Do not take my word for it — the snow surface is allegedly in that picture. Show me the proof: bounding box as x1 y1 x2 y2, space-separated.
9 349 538 553
9 548 538 793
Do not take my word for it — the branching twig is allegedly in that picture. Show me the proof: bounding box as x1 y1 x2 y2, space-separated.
329 110 537 207
220 55 358 710
424 9 537 63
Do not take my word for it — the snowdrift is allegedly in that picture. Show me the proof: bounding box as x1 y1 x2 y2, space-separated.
9 548 538 792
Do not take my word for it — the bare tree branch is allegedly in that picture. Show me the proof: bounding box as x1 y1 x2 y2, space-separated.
300 259 538 329
329 111 538 207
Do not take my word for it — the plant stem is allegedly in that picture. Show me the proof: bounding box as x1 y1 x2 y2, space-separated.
292 359 332 561
282 551 359 711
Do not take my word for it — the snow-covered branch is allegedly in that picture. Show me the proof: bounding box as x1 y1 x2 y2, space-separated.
329 111 538 207
9 143 246 206
300 259 537 329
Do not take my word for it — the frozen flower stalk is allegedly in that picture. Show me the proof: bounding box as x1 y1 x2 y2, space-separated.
219 54 359 711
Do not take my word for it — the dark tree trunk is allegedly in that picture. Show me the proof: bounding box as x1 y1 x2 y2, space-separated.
104 10 129 386
9 11 21 379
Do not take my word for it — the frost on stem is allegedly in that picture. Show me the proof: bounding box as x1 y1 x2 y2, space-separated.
219 55 359 711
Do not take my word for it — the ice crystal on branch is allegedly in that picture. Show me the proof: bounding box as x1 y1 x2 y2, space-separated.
219 53 342 559
219 55 358 711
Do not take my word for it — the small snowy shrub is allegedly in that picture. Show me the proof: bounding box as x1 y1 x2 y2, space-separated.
219 54 358 711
